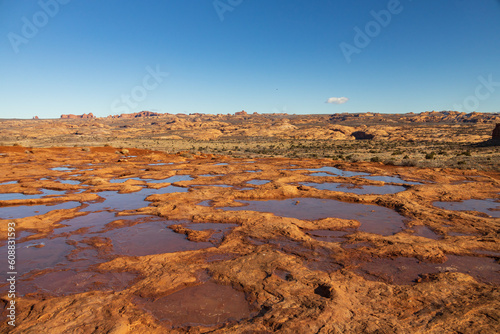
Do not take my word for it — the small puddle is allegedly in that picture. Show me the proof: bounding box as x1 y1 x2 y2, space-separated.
0 181 18 185
135 282 255 327
58 179 81 185
434 199 500 218
245 170 262 173
362 176 422 185
199 174 224 177
192 184 232 188
223 198 406 236
0 201 82 219
0 189 66 201
356 255 500 285
247 180 270 186
214 163 229 166
51 167 76 172
306 167 369 177
110 175 193 184
300 182 405 195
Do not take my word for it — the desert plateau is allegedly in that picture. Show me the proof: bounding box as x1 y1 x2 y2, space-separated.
0 111 499 333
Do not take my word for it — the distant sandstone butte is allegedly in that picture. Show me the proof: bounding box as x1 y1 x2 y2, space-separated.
61 113 95 119
107 111 166 118
235 110 248 116
493 123 500 140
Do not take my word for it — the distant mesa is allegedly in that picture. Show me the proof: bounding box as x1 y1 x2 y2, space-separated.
33 116 39 120
235 110 248 116
108 111 166 118
61 113 96 119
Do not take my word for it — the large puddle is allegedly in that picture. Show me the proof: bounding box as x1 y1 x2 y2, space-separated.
305 167 369 177
434 199 500 218
300 182 406 195
0 201 82 219
0 189 67 201
104 220 214 256
361 176 422 185
83 186 188 212
135 282 255 327
356 255 500 285
223 198 406 235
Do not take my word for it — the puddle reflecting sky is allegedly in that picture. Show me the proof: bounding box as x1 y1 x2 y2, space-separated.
434 199 500 218
224 198 406 236
300 182 405 195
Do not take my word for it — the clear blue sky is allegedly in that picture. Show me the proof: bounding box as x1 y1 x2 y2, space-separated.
1 0 499 119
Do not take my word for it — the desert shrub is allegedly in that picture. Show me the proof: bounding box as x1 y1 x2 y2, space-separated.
425 152 436 160
370 156 381 162
403 155 410 160
82 147 90 152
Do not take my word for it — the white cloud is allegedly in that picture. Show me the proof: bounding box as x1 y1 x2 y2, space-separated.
326 97 349 104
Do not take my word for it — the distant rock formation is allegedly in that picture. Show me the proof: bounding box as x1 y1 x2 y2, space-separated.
493 124 500 140
107 111 166 118
235 110 248 116
33 116 39 120
61 113 95 119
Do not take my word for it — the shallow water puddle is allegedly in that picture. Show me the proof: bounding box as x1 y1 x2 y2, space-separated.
434 199 500 218
362 175 422 185
14 270 137 296
50 167 76 172
102 220 213 256
247 180 270 186
0 237 73 281
136 282 255 327
110 175 193 184
53 212 151 235
0 189 67 201
0 181 17 185
357 255 500 285
300 182 405 195
83 186 188 212
58 179 81 185
306 167 369 177
0 201 82 219
224 198 406 236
